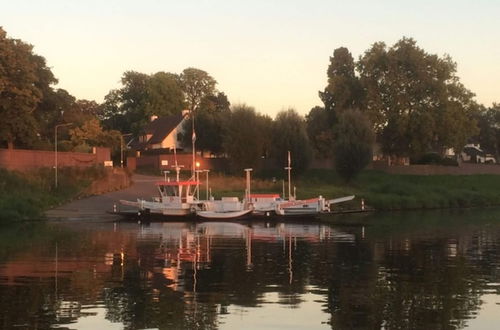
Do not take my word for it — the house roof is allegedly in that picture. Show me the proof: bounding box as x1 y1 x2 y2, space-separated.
130 112 187 149
147 113 187 144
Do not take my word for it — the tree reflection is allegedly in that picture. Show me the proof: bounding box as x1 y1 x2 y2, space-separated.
1 211 500 329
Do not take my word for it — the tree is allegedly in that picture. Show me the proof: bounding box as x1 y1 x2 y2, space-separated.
475 104 500 159
34 88 76 146
272 109 312 174
101 71 185 136
306 106 334 158
319 47 363 124
223 104 271 171
179 68 217 112
333 110 374 182
182 92 231 155
358 38 479 158
69 118 121 152
0 27 56 148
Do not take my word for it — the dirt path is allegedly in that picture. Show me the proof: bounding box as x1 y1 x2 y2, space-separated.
45 174 159 220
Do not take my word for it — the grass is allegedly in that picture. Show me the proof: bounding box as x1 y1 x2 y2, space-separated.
0 167 107 223
184 168 500 211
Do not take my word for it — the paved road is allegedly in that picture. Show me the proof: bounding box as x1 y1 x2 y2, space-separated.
45 174 160 220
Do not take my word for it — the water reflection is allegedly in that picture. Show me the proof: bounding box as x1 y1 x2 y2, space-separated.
0 209 500 329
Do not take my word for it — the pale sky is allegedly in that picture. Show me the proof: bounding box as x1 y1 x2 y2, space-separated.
2 0 499 117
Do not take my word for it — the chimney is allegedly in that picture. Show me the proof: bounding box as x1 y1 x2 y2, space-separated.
150 115 158 122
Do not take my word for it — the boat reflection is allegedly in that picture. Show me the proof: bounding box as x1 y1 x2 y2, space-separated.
133 221 355 292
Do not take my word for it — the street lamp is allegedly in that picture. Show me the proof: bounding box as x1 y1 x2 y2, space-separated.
120 133 132 168
54 123 73 188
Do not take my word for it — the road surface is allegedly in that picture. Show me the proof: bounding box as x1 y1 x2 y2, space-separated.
45 174 159 220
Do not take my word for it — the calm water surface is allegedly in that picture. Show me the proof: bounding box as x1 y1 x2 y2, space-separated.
1 209 500 329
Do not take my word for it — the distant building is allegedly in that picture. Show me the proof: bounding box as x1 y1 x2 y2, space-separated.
130 110 190 152
461 144 496 163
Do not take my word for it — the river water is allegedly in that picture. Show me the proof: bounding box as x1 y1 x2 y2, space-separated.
1 209 500 330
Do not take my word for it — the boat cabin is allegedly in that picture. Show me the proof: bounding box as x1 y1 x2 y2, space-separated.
156 181 200 204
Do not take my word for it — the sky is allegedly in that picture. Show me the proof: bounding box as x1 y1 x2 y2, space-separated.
1 0 499 117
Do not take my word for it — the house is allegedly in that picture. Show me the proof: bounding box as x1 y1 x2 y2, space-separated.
130 110 190 152
461 144 496 163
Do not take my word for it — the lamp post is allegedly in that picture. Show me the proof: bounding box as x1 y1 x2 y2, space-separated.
120 133 132 168
54 123 73 188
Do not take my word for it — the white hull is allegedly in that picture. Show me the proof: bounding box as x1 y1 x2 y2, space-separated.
197 209 252 219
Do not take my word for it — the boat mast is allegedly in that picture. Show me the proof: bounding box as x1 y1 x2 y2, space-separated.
191 109 196 179
244 168 253 203
285 151 293 201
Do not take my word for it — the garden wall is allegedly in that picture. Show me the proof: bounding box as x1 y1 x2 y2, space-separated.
0 147 111 171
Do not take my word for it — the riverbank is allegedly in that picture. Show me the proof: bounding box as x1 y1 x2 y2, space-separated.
203 169 500 211
0 167 131 223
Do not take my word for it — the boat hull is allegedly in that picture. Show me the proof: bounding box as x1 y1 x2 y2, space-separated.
197 209 252 219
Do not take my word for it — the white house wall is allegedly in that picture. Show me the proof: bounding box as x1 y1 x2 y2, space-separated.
160 122 187 150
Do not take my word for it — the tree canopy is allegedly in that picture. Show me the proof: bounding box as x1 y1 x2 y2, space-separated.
223 104 272 171
0 27 56 148
101 71 185 136
272 109 312 174
179 68 217 112
358 38 478 157
333 110 374 181
182 92 231 156
310 38 481 161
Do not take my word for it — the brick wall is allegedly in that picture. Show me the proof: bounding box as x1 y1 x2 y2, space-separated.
0 147 111 171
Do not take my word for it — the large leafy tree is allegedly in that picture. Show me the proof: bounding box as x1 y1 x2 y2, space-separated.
182 92 230 156
319 47 363 124
272 109 312 174
333 110 374 182
358 38 479 158
101 71 185 136
223 104 271 171
179 68 217 112
306 106 334 159
0 27 56 148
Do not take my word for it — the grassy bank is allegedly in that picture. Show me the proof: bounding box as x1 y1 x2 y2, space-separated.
0 167 107 223
194 169 500 211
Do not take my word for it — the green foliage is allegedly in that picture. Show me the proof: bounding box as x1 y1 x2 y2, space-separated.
223 104 272 171
0 27 56 148
69 118 121 152
474 103 500 158
306 106 334 158
319 47 363 122
179 67 217 112
333 110 374 182
101 71 185 135
182 92 230 155
0 167 106 223
272 109 312 174
358 38 479 157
